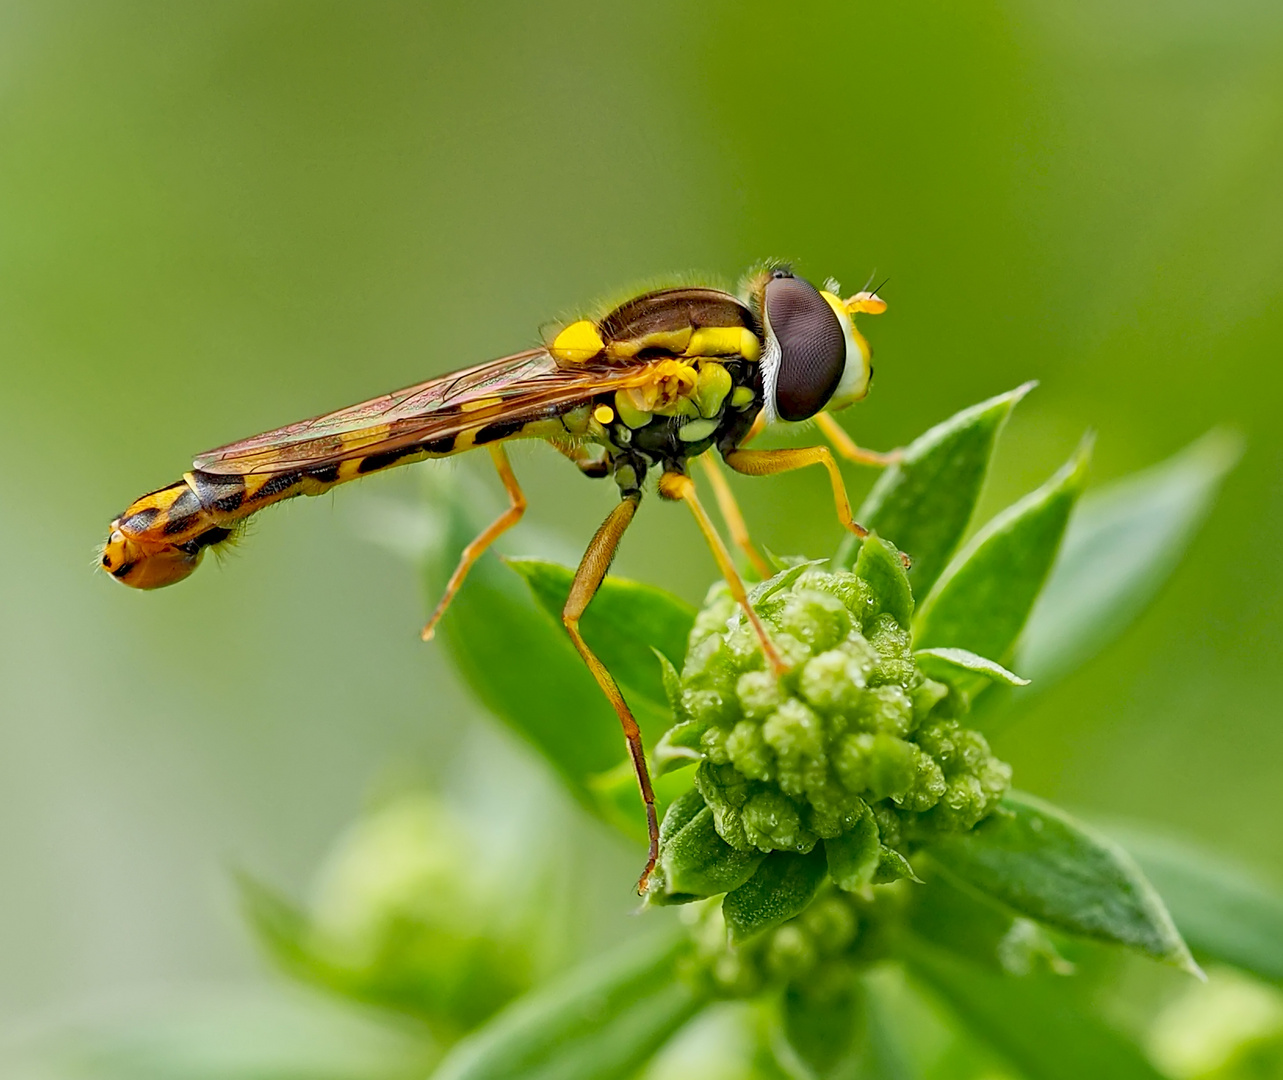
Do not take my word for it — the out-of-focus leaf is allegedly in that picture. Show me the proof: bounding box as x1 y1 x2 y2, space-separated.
237 871 324 980
915 647 1029 687
853 533 913 627
929 791 1199 974
1110 823 1283 986
826 802 881 892
508 558 696 710
1016 429 1242 685
835 383 1035 594
431 931 705 1080
427 498 652 813
0 986 435 1080
653 805 766 904
722 849 828 943
914 436 1092 664
904 936 1167 1080
782 977 860 1078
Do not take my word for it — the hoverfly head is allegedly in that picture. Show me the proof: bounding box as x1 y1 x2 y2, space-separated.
757 268 885 422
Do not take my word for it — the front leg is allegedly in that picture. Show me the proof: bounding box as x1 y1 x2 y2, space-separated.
723 446 868 539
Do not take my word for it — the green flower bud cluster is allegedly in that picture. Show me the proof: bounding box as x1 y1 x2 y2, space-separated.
655 557 1011 900
679 884 901 1000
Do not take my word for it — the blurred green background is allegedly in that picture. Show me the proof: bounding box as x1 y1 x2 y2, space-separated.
1 0 1280 1052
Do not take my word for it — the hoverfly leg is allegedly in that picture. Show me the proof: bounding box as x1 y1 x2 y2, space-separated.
561 493 659 894
697 453 773 579
814 412 903 467
658 471 786 677
421 444 527 641
723 446 911 568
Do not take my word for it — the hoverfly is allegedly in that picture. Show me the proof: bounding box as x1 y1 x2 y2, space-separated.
101 265 893 891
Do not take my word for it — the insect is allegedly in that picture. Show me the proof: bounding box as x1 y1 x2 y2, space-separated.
101 265 893 891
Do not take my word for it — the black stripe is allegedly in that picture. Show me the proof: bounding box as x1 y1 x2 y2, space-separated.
177 526 233 555
253 472 303 499
111 561 136 579
122 507 160 534
473 419 526 445
308 464 341 484
357 447 415 474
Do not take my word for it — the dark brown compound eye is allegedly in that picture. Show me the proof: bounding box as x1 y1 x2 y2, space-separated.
764 272 846 421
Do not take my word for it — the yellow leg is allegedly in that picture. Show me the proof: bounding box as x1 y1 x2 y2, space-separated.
814 412 903 467
561 494 659 894
697 453 773 579
421 445 527 641
723 446 869 540
658 472 786 677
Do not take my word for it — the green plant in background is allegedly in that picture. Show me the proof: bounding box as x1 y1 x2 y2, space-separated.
233 387 1283 1080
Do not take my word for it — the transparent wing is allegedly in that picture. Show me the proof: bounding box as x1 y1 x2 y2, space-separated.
192 348 655 476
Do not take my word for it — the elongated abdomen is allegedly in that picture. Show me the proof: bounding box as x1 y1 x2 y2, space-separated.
99 431 508 589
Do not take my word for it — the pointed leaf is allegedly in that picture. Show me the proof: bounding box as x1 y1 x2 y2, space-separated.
853 533 914 627
723 849 829 943
1016 429 1242 685
915 647 1030 687
835 382 1035 593
508 558 696 711
654 805 767 903
432 931 706 1080
825 802 881 892
929 791 1198 973
914 436 1092 663
904 936 1168 1080
1112 823 1283 986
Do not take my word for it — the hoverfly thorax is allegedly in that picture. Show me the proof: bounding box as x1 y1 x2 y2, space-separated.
754 267 884 421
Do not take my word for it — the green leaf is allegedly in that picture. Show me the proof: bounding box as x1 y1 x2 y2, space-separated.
903 936 1168 1080
835 382 1035 594
825 803 881 892
914 647 1030 687
722 849 829 943
853 533 913 627
914 435 1092 664
431 931 705 1080
782 976 860 1078
507 557 696 711
654 805 767 903
1111 823 1283 986
432 529 633 800
928 791 1199 974
1016 429 1242 685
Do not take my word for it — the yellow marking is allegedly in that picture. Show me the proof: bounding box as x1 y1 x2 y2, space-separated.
550 320 606 364
454 428 478 453
686 326 753 358
606 328 692 360
845 291 887 316
593 404 615 424
338 459 362 482
730 385 755 409
623 359 698 417
461 396 504 413
613 390 652 429
693 362 732 418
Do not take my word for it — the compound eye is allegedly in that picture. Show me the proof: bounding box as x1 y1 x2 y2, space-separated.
764 273 846 422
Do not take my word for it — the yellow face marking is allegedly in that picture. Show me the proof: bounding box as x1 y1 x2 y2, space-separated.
550 320 606 364
845 290 887 316
593 404 615 424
